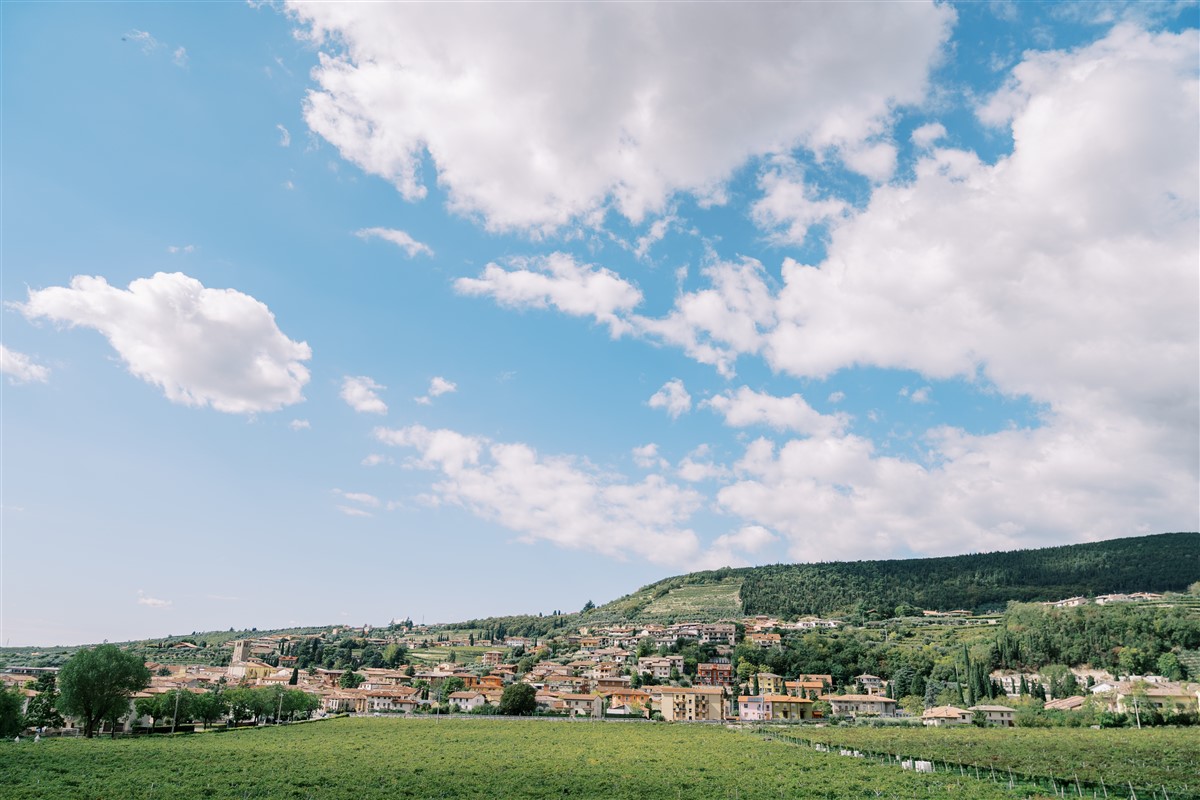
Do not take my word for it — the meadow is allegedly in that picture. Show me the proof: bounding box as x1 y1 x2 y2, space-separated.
781 725 1200 797
1 717 1025 799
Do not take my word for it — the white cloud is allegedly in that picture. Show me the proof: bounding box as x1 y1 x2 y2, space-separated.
361 453 392 467
676 445 730 483
374 424 712 567
1 345 50 384
635 26 1199 559
277 123 292 147
705 387 848 437
718 412 1198 562
648 379 692 419
17 272 311 413
827 391 845 404
456 253 641 336
340 375 387 414
632 257 775 377
173 46 188 68
289 2 953 233
415 375 457 405
334 489 381 507
694 525 779 569
632 443 668 470
910 121 947 149
752 157 850 245
289 418 311 430
840 140 898 183
166 244 195 254
355 226 434 258
909 386 931 404
136 590 171 608
633 216 675 260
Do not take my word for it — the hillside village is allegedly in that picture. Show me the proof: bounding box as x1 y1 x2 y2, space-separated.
4 588 1199 736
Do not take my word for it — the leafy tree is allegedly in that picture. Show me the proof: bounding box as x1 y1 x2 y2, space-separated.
498 683 536 716
192 690 229 729
383 644 408 668
339 670 364 689
57 644 151 738
134 695 163 727
280 689 319 721
581 600 595 613
160 689 195 726
224 687 256 723
440 676 466 701
25 674 65 729
0 685 25 737
1156 651 1184 681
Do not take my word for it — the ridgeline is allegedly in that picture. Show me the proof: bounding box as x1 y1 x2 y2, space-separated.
453 532 1199 636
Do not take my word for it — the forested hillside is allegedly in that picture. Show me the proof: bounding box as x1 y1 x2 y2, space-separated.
738 532 1198 617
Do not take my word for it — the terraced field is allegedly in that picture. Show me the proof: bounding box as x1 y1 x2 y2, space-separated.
637 577 745 621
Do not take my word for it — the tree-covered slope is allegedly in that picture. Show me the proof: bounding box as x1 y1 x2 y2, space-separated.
737 531 1199 617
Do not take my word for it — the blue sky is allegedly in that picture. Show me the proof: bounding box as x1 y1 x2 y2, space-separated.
2 1 1197 647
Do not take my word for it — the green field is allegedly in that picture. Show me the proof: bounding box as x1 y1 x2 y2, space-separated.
782 726 1200 797
1 717 1029 799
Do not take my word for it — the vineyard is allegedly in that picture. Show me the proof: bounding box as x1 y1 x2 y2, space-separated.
768 725 1200 799
2 716 1025 799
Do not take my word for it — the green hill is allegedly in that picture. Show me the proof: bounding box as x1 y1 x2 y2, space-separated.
588 531 1199 623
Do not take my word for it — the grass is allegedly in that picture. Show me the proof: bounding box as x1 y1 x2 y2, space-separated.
784 725 1200 796
1 717 1025 799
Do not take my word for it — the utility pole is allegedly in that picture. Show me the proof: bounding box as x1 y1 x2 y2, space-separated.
171 690 181 735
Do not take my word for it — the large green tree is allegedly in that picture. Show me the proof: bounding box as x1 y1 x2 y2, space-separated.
57 644 151 738
25 673 65 729
0 685 24 737
498 683 537 716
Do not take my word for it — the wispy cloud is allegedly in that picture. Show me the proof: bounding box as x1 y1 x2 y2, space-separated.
123 29 161 53
276 124 291 147
333 489 381 507
355 227 433 258
1 344 50 384
137 590 172 608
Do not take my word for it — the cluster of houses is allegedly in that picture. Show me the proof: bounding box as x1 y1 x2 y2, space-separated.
6 608 1198 732
1046 592 1164 609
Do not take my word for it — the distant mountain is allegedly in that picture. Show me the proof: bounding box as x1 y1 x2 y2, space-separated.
588 531 1199 623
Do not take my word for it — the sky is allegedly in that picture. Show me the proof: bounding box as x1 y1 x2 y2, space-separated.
1 1 1197 647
